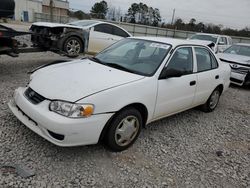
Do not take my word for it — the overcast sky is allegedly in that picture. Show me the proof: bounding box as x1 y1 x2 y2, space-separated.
68 0 250 29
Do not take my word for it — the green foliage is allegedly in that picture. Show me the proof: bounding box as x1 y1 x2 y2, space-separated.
127 2 161 26
69 10 90 20
90 0 108 19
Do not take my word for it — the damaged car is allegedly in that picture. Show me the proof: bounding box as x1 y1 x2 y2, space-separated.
218 43 250 86
30 20 132 57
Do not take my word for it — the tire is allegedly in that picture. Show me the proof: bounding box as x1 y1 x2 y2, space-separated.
201 88 221 112
63 36 83 57
105 108 142 152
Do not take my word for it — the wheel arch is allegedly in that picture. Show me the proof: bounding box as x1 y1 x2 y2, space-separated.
98 103 148 143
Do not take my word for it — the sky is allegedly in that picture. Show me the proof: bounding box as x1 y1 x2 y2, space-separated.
68 0 250 29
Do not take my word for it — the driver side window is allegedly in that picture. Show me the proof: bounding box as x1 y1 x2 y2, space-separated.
166 47 193 75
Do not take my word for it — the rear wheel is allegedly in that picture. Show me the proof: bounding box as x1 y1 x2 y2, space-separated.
63 37 83 57
105 108 142 152
201 88 221 112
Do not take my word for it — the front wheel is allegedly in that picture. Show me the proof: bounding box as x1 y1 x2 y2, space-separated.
105 108 142 152
63 37 83 57
201 88 221 112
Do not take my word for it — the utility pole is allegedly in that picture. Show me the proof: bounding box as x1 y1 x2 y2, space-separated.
171 8 175 26
50 0 53 22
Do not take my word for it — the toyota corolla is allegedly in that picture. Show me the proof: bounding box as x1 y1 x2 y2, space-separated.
8 37 231 151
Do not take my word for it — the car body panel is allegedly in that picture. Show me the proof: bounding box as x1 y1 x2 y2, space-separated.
9 37 230 147
217 44 250 86
30 59 144 102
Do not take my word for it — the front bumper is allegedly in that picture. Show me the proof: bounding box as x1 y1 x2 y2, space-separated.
8 87 114 147
230 71 250 86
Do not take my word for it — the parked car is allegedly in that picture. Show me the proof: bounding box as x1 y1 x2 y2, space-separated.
30 20 132 56
8 37 230 151
217 43 250 86
189 33 233 53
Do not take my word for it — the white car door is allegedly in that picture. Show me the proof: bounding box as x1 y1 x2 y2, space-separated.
193 47 221 105
88 23 116 54
88 24 129 54
154 47 197 119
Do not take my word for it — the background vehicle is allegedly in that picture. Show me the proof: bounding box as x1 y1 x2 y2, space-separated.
218 43 250 86
189 33 233 53
9 37 230 151
30 20 132 57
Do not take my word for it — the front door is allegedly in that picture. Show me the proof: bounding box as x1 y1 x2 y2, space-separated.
154 47 197 119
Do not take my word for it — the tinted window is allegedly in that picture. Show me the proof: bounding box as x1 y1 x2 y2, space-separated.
94 24 113 34
195 47 217 72
113 26 129 37
166 47 193 75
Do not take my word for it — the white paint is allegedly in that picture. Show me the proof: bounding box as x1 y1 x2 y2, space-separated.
8 37 231 147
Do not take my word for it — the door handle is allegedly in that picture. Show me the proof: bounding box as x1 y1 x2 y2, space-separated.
215 75 219 79
190 81 196 86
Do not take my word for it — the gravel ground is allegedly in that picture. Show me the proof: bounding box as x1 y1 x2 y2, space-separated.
0 52 250 188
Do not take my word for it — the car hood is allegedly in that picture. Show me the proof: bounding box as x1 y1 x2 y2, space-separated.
29 59 145 102
32 22 85 29
217 53 250 66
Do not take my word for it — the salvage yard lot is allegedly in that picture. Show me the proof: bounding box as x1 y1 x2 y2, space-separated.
0 53 250 187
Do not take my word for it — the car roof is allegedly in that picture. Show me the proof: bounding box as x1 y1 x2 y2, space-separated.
235 43 250 47
130 36 212 48
193 33 230 38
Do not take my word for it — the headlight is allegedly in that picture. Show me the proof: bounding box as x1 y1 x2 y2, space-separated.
49 101 94 118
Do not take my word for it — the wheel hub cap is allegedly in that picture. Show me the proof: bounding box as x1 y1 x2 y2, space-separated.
115 116 139 147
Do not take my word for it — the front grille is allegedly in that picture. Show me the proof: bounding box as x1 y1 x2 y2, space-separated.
24 87 45 105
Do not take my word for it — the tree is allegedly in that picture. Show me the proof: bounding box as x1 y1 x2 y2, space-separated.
127 3 139 23
90 1 108 19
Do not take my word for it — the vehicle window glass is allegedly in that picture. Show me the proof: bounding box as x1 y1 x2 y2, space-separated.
224 45 250 57
113 26 129 37
95 38 170 76
166 47 193 75
94 24 113 35
219 37 227 45
190 34 218 43
210 54 218 69
195 47 215 72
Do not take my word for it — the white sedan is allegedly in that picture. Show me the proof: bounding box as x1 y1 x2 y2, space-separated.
30 20 132 56
218 43 250 86
8 37 231 151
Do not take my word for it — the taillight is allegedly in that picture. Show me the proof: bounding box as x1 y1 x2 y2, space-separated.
0 32 3 37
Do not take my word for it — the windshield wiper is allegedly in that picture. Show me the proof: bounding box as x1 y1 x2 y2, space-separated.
105 63 136 74
88 57 103 64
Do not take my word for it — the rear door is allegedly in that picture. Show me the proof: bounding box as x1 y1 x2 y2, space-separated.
193 47 220 105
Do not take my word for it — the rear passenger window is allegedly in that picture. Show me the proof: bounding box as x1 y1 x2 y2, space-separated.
166 47 193 75
195 47 218 72
113 26 129 37
94 24 113 35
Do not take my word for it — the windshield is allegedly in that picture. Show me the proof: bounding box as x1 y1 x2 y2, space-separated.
224 45 250 57
94 38 171 76
190 34 218 43
69 20 98 27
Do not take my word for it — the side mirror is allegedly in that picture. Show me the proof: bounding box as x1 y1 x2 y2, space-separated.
90 27 94 31
159 68 183 79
